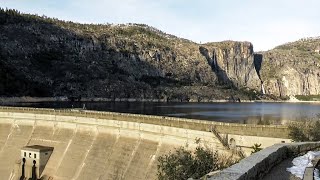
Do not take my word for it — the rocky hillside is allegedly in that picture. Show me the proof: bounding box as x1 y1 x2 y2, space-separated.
259 37 320 97
0 8 263 101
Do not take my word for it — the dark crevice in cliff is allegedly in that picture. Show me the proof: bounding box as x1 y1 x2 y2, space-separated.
199 46 235 88
253 54 263 81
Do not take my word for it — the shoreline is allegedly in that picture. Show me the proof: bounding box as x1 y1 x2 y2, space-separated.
0 96 319 104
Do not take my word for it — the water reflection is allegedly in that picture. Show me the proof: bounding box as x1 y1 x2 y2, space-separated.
1 101 319 125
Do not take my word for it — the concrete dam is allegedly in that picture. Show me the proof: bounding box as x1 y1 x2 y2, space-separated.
0 107 289 180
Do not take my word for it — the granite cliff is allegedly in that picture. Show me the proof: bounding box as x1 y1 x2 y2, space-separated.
199 42 260 89
259 37 320 98
2 9 318 101
0 9 263 101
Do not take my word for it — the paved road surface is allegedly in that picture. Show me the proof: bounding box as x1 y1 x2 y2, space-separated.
263 158 301 180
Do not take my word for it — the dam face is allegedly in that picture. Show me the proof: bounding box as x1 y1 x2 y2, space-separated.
0 108 225 180
0 107 289 180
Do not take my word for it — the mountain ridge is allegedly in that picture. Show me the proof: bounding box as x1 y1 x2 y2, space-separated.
0 8 319 101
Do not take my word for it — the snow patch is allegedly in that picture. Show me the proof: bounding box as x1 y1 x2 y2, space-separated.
287 151 320 180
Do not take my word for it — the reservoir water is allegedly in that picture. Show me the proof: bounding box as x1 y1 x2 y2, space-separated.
2 101 319 125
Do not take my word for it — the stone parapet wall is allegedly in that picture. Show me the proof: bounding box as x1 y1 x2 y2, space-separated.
207 142 320 180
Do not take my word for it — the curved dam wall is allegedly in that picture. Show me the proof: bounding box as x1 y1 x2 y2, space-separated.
0 107 289 180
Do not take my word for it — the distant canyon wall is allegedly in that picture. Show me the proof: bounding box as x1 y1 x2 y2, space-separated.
259 50 320 97
199 42 261 90
0 10 260 100
1 9 319 99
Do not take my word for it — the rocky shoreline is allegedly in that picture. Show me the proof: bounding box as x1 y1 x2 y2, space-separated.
0 97 319 104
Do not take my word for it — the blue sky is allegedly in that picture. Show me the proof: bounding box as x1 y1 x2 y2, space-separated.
1 0 319 51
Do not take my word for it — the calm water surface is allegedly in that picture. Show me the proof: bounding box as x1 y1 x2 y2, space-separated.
1 101 319 125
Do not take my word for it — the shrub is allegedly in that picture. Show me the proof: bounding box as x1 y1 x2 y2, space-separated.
288 116 320 142
157 140 240 180
251 143 262 154
239 87 260 100
295 95 320 101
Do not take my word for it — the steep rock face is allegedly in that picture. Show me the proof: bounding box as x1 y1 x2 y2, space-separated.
0 9 261 100
0 10 214 98
260 49 320 97
199 41 261 90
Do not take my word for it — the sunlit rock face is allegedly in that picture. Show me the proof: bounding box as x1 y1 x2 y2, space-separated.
199 41 261 90
260 48 320 97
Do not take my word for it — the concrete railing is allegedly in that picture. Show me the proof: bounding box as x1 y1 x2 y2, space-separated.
0 106 289 138
206 142 320 180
